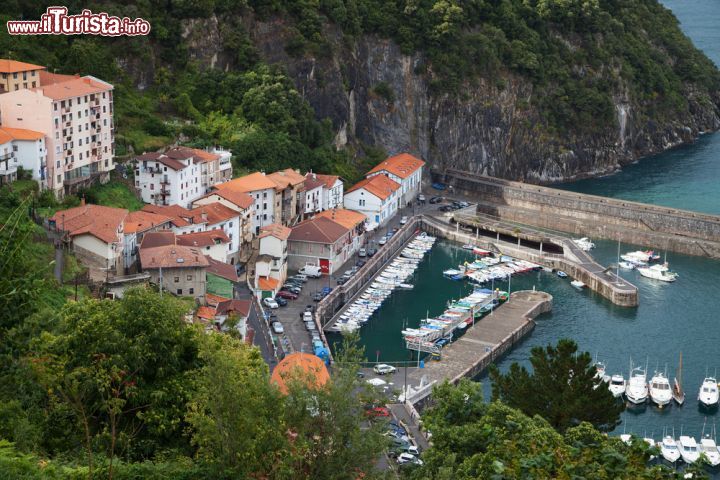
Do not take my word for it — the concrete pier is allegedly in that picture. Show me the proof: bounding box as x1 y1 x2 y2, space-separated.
406 290 552 407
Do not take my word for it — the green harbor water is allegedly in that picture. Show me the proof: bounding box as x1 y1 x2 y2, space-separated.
332 0 720 457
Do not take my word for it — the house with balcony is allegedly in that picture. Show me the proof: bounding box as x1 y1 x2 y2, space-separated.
164 146 233 193
287 216 355 275
122 210 172 272
254 223 291 300
0 126 46 187
343 174 401 228
0 71 115 197
213 172 278 234
134 151 202 208
302 173 325 219
315 208 366 257
365 153 425 206
192 189 253 255
267 168 306 226
176 229 231 263
314 173 344 211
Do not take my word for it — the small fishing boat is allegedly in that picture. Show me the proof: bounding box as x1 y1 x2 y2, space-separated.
398 283 414 289
608 374 626 398
462 244 474 250
679 436 700 464
637 263 678 282
649 372 672 407
571 280 586 289
660 435 681 463
626 366 649 405
556 271 568 278
618 261 636 270
673 353 685 405
698 377 719 408
572 237 596 251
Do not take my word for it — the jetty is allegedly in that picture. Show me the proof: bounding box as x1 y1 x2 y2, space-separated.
406 290 552 407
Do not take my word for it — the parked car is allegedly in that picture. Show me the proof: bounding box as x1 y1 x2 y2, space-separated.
263 298 279 309
305 321 317 331
299 265 322 278
431 182 446 190
291 274 308 283
439 205 453 212
365 406 390 418
280 285 301 295
271 322 284 334
378 237 387 246
374 364 397 375
458 201 469 208
312 334 322 343
356 259 366 268
321 286 333 295
276 290 298 300
303 311 313 322
336 277 347 285
405 445 420 456
417 194 426 202
274 296 288 307
367 247 377 257
397 453 423 465
399 216 408 225
429 196 443 204
358 248 367 257
312 292 324 302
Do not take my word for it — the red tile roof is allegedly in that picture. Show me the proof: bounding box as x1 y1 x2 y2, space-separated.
205 293 230 307
315 209 366 230
0 126 44 144
33 75 112 100
289 216 349 244
205 257 239 282
366 153 425 179
346 174 400 200
50 204 127 244
268 169 306 190
141 231 176 249
195 189 253 210
139 245 209 269
304 173 326 191
313 173 341 189
216 299 251 317
196 306 217 320
258 276 280 291
176 229 229 248
189 203 239 225
141 204 199 228
124 210 171 234
259 223 291 241
0 59 44 73
165 146 220 164
215 172 276 193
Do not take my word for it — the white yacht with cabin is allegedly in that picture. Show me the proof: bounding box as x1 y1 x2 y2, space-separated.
698 377 719 408
625 366 649 404
648 372 672 407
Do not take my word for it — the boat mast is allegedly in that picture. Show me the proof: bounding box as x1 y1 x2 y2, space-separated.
616 238 621 280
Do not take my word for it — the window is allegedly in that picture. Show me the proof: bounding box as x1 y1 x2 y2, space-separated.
263 192 267 199
186 275 192 281
174 276 180 283
177 289 182 295
54 103 58 111
23 72 27 80
229 221 233 228
189 288 194 294
263 214 267 221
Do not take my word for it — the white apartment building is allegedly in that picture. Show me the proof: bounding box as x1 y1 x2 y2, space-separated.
302 173 324 217
0 73 114 197
0 126 46 187
314 173 344 211
365 153 425 206
214 172 278 234
344 174 401 227
134 152 201 208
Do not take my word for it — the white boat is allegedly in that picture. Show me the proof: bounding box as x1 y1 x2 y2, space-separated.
462 244 474 250
594 362 610 384
660 435 681 463
398 283 413 289
679 436 700 464
649 372 672 407
556 271 568 278
625 367 649 404
620 434 632 445
698 377 719 407
618 261 636 270
637 263 678 282
700 436 720 467
608 374 626 398
643 437 657 460
570 280 586 289
572 237 595 251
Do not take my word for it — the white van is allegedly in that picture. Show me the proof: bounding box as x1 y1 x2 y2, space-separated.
299 265 322 278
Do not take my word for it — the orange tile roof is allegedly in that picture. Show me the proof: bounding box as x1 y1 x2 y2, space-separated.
141 204 197 228
165 146 220 164
289 216 349 244
313 173 341 189
367 153 425 179
33 75 112 100
0 59 44 73
215 172 276 193
304 173 326 191
205 293 230 307
267 169 306 190
196 306 217 320
176 228 230 247
315 209 366 230
139 245 209 269
271 352 330 395
0 126 44 144
189 202 239 225
259 223 291 241
38 71 77 85
50 204 127 244
124 210 171 234
195 190 253 210
140 231 176 249
346 174 400 200
216 299 251 317
258 276 280 291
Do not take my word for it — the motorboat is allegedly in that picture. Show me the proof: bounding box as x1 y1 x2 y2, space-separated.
556 271 568 278
700 436 720 467
620 434 632 445
625 367 649 404
648 372 672 407
594 362 610 384
618 261 636 270
608 374 626 398
679 436 700 464
637 263 678 282
643 437 657 460
572 237 595 251
698 377 719 408
660 435 681 463
571 280 586 289
462 244 474 250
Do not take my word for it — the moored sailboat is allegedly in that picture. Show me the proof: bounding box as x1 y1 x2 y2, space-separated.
673 352 685 405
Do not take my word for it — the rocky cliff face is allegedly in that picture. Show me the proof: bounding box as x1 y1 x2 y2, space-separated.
182 15 720 183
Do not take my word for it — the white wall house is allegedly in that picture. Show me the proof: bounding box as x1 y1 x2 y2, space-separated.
189 203 242 264
134 152 202 208
365 153 425 206
213 172 278 234
303 173 324 217
315 173 344 211
0 127 46 186
343 174 401 227
192 189 254 251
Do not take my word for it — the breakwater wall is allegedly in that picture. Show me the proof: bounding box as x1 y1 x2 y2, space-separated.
436 170 720 259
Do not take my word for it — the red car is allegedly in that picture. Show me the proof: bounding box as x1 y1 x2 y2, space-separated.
365 407 390 418
276 290 298 300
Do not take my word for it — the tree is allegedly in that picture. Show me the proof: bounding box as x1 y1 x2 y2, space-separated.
489 339 623 432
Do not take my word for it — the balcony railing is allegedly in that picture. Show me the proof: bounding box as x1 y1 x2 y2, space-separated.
0 153 13 161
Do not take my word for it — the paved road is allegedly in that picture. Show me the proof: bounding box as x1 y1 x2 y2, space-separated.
236 283 278 368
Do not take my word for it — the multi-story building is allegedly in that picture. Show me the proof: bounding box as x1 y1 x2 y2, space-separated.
343 174 401 228
287 216 355 275
302 173 325 218
192 189 254 256
365 153 425 206
134 151 202 208
122 210 172 272
0 72 114 197
213 147 233 183
0 59 45 93
214 172 278 234
142 203 207 235
267 168 306 226
314 173 344 211
164 146 233 194
139 244 209 300
0 126 46 186
254 224 291 300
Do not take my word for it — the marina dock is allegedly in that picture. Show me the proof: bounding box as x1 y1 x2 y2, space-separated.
406 290 552 407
